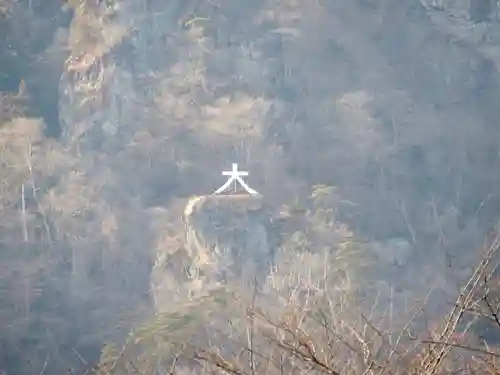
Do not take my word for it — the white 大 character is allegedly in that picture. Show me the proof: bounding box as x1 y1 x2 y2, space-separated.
214 163 259 195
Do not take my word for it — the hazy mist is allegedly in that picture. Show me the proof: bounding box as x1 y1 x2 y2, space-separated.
2 0 500 374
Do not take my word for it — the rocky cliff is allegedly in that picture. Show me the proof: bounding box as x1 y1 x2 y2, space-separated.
183 194 277 282
151 194 279 311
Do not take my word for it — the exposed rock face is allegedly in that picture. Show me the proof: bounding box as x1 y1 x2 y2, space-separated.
150 194 279 312
183 194 277 284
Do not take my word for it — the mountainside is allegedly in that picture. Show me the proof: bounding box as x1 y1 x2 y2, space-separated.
3 0 500 374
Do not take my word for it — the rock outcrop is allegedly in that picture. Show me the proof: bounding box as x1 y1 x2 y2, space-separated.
150 194 279 312
182 194 277 284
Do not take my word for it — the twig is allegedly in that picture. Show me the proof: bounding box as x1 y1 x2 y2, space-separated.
21 182 28 242
25 140 53 247
424 233 500 373
72 347 88 365
195 350 247 375
386 288 434 366
168 354 179 375
127 360 147 375
389 285 393 346
398 199 417 245
482 291 500 329
246 278 258 375
104 337 130 375
360 313 401 361
430 196 445 248
414 338 500 358
38 354 49 375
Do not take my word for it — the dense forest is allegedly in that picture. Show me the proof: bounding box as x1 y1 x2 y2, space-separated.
2 0 500 374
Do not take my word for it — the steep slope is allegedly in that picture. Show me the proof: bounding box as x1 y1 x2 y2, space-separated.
151 194 279 312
